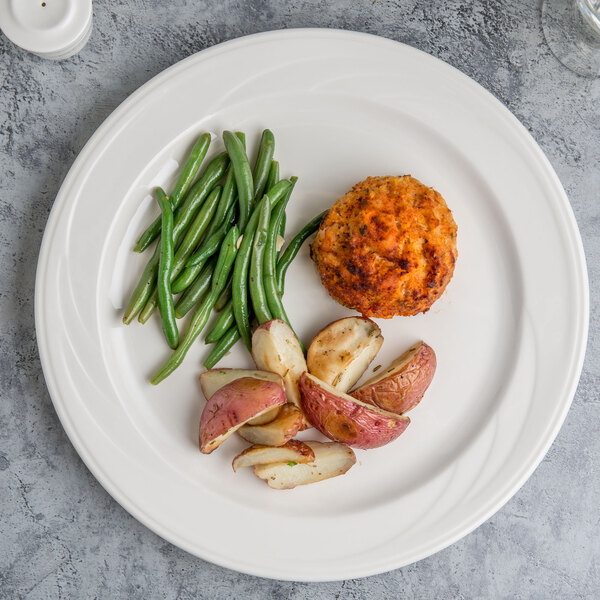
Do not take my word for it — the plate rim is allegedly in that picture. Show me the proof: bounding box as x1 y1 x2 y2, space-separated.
34 28 589 581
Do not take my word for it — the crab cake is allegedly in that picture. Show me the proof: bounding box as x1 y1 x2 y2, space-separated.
310 175 457 318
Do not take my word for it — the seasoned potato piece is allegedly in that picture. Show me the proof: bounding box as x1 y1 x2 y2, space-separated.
299 373 409 449
252 319 310 426
232 440 315 472
253 441 356 489
238 404 304 447
307 316 383 392
200 368 283 425
199 377 286 454
351 341 436 414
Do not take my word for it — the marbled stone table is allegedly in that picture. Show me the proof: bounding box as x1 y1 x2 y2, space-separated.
1 1 598 597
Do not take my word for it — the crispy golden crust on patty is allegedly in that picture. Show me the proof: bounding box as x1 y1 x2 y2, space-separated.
310 175 457 318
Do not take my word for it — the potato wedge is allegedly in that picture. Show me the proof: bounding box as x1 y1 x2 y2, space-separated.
350 341 436 414
238 404 304 446
200 368 284 400
307 316 383 392
199 377 286 454
246 407 282 426
232 440 315 472
299 372 409 449
199 368 283 426
253 441 356 489
251 319 310 425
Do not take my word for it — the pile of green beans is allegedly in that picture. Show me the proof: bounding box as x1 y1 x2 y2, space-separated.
122 129 325 382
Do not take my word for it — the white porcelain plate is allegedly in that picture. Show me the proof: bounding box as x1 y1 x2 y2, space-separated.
35 29 588 581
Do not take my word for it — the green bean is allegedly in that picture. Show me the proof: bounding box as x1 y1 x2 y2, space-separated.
231 226 255 351
138 185 221 323
171 172 235 314
151 226 239 385
122 154 228 323
252 129 275 203
171 144 241 294
232 179 292 350
199 131 243 240
175 185 221 269
155 188 179 349
205 289 253 345
170 133 212 202
204 298 235 344
276 210 326 294
172 203 234 295
265 160 279 193
134 133 211 252
171 233 218 293
174 257 216 319
212 135 241 302
183 201 236 270
203 170 258 341
278 213 286 239
122 245 159 324
172 262 209 301
211 229 238 292
214 277 232 312
223 131 253 231
151 291 215 384
266 161 285 238
171 153 228 241
249 197 272 325
202 173 234 242
204 325 241 369
264 178 296 324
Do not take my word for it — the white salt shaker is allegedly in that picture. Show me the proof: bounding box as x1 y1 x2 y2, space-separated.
0 0 92 60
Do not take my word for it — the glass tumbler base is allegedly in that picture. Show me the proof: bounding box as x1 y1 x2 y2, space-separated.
542 0 600 77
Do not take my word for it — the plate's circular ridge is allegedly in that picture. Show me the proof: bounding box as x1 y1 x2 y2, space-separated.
35 29 588 581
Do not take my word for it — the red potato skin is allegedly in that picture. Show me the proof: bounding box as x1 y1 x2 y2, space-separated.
299 373 409 449
199 377 286 454
351 342 436 414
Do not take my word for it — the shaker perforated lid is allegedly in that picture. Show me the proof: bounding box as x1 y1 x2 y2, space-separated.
0 0 92 60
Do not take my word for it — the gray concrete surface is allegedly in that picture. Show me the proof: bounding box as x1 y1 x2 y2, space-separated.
1 0 599 598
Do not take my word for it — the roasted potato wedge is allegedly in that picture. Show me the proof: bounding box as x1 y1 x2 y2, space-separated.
199 377 286 454
252 319 310 426
350 341 436 414
238 404 304 446
246 407 282 426
307 316 383 392
200 368 284 400
199 368 283 425
299 372 409 449
232 440 315 472
253 441 356 489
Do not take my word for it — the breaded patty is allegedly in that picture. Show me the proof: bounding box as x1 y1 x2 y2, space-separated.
310 175 457 318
